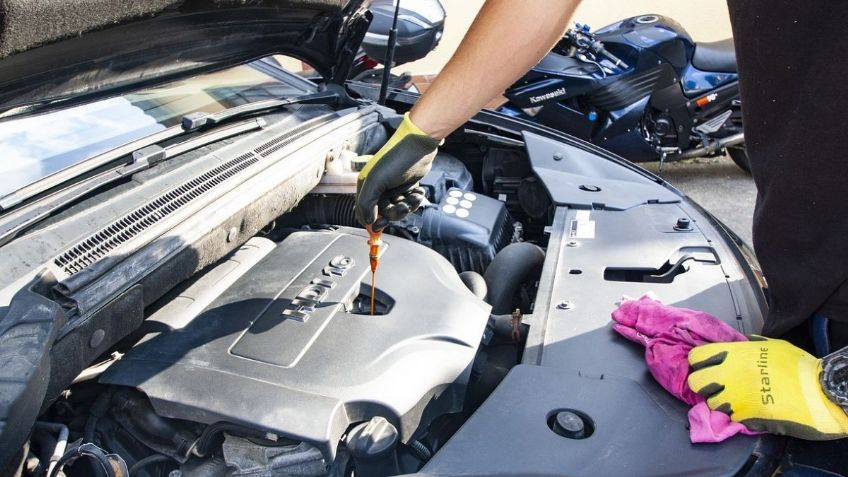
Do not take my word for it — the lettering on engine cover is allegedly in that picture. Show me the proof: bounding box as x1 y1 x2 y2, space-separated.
282 255 354 322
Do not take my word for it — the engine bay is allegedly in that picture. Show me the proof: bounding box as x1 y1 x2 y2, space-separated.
10 104 775 477
21 112 554 477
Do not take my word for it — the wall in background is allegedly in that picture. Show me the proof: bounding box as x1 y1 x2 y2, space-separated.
400 0 732 75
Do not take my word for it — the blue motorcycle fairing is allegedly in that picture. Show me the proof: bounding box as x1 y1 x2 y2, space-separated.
503 73 595 110
597 15 694 71
594 95 650 142
681 63 738 97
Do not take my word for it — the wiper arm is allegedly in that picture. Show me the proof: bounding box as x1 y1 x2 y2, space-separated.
0 118 265 247
181 91 339 130
0 90 338 212
0 126 183 211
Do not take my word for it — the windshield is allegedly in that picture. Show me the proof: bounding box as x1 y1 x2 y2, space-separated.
0 59 313 197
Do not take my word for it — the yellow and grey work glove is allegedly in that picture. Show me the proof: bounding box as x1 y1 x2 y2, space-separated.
688 337 848 440
355 113 440 230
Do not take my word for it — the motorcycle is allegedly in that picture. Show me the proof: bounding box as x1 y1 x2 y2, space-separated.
499 15 750 172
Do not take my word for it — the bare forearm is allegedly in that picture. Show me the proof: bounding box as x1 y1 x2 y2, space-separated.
410 0 580 139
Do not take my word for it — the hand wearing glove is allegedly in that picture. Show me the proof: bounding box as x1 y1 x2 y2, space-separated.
355 113 440 230
688 337 848 440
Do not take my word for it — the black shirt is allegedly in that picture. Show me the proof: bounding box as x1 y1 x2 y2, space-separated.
727 0 848 336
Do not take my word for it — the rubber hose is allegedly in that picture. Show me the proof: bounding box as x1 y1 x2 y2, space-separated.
286 195 359 227
84 388 114 443
194 422 269 457
408 440 432 461
458 271 487 299
113 389 195 458
483 242 545 314
129 454 173 476
50 443 126 477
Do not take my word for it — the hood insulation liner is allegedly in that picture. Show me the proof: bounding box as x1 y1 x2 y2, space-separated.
0 0 352 58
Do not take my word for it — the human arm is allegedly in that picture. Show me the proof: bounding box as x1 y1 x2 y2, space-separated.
409 0 581 139
355 0 581 228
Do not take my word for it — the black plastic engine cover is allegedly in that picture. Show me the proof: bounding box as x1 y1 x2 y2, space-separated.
101 229 490 461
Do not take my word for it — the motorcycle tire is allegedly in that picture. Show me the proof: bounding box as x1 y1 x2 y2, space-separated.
727 146 751 173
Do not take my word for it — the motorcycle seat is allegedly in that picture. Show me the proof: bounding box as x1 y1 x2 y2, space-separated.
692 38 737 73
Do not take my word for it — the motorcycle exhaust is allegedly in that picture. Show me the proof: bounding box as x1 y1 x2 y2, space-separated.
675 132 744 160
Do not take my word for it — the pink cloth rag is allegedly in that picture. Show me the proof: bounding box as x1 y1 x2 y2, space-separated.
611 294 763 443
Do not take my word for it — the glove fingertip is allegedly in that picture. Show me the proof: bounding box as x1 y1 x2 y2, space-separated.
406 193 425 213
372 216 389 231
713 402 733 416
688 347 728 369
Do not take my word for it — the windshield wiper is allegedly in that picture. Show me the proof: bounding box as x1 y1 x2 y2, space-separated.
0 118 266 247
181 90 339 130
0 91 339 212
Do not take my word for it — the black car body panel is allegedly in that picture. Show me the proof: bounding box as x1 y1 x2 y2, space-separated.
0 0 370 119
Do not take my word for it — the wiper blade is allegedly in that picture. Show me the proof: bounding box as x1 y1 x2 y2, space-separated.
0 91 338 212
0 126 183 211
181 91 339 130
0 118 265 248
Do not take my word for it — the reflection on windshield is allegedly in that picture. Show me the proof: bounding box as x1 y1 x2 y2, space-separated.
0 98 163 196
0 61 308 198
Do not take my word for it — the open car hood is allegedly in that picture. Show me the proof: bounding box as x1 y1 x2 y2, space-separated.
0 0 370 120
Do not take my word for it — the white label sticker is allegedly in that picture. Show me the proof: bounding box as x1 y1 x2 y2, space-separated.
569 220 596 239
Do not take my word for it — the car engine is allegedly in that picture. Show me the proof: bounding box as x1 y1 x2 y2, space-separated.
100 227 491 474
33 133 547 477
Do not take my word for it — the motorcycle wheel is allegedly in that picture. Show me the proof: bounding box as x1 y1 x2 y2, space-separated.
727 146 751 173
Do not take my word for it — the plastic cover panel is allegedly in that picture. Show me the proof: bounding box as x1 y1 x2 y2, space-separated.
102 228 490 460
523 131 680 210
423 202 772 475
423 365 765 477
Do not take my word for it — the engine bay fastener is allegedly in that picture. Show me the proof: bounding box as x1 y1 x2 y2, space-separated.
549 409 594 439
566 240 580 247
511 308 523 343
89 329 105 348
556 301 573 310
674 217 693 231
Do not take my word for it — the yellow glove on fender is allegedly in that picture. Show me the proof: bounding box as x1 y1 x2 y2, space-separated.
355 113 440 230
688 337 848 440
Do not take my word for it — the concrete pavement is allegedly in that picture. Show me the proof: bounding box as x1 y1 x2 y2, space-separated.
642 156 756 246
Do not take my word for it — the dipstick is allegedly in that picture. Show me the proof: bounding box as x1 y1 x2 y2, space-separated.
365 224 383 316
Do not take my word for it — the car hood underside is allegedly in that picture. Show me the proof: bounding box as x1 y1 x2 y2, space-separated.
0 0 369 119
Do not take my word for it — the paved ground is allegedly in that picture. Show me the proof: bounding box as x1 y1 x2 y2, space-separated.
642 155 756 245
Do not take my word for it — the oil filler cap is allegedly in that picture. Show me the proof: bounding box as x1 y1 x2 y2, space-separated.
345 416 399 460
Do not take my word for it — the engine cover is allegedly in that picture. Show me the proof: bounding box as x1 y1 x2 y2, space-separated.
102 229 490 461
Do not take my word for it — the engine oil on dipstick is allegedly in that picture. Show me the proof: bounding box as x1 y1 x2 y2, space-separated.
365 224 383 316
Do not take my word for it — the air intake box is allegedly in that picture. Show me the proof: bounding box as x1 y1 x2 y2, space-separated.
419 188 514 273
